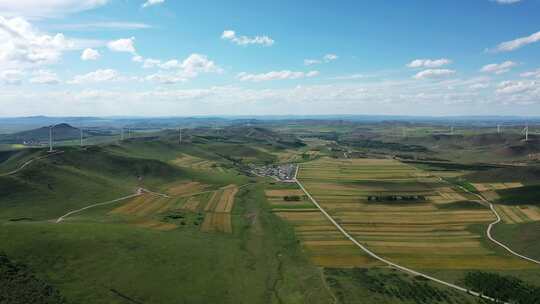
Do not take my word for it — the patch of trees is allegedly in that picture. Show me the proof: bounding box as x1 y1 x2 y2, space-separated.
325 268 463 304
283 195 302 201
463 271 540 304
367 195 426 202
0 252 66 304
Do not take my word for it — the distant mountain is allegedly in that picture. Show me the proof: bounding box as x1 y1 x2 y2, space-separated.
0 123 80 144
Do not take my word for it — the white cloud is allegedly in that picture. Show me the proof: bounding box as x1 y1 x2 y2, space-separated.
304 59 321 66
51 22 151 31
29 70 60 84
143 54 221 83
481 61 517 74
0 16 79 69
413 69 456 80
81 48 100 61
107 37 136 54
221 30 274 46
492 0 521 4
68 69 119 84
0 69 25 85
330 74 367 80
492 31 540 52
469 83 490 90
521 69 540 78
237 70 319 82
304 54 338 65
324 54 338 62
145 73 186 84
0 0 108 18
407 58 452 68
142 0 165 8
496 80 538 94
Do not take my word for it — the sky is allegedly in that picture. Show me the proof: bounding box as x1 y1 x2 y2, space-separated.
0 0 540 117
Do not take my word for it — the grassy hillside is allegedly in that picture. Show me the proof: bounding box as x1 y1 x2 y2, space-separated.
492 222 540 261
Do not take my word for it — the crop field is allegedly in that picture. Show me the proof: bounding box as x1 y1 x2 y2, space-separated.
201 185 239 233
109 181 240 233
265 183 380 268
297 158 535 271
471 182 540 224
171 154 221 171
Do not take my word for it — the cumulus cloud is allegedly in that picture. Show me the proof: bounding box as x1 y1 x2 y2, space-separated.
51 22 151 31
107 37 136 54
0 16 80 69
68 69 120 84
29 70 60 84
413 69 456 80
0 69 25 85
237 70 319 82
481 61 517 74
304 54 338 65
221 30 274 46
469 83 490 90
521 69 540 78
81 48 100 61
492 0 521 4
492 31 540 52
496 80 538 94
0 0 108 18
142 0 165 8
143 54 222 83
407 58 452 68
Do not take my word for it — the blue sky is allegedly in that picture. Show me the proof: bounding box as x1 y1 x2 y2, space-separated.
0 0 540 116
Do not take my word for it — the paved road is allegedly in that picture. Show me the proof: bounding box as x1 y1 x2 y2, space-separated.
452 181 540 265
0 151 63 177
294 165 507 304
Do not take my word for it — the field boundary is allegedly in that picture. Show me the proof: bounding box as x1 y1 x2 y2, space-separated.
294 164 507 304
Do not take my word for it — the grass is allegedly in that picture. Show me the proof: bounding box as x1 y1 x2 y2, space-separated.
0 140 335 304
491 222 540 261
495 185 540 205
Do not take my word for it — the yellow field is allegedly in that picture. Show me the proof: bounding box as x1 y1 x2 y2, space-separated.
171 154 219 171
496 205 540 224
296 157 532 270
201 185 240 233
267 185 380 268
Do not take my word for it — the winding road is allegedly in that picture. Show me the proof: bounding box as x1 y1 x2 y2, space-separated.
0 151 63 177
294 165 509 304
452 181 540 265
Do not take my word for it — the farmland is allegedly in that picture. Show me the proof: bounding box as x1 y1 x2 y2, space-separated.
294 157 540 286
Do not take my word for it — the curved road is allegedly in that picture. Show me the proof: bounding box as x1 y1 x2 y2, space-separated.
452 181 540 265
294 165 508 304
0 151 63 177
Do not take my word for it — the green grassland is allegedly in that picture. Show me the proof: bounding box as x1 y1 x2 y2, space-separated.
2 122 540 304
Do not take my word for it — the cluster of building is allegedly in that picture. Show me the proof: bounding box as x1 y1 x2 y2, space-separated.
250 163 297 182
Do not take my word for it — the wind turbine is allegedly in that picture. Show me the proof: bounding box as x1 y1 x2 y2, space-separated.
80 126 84 147
522 124 529 141
49 125 54 152
497 124 501 134
178 128 182 144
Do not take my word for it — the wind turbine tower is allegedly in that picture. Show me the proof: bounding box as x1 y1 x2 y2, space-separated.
80 127 84 147
178 128 182 144
497 124 501 134
120 128 124 141
49 125 53 152
523 125 529 141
